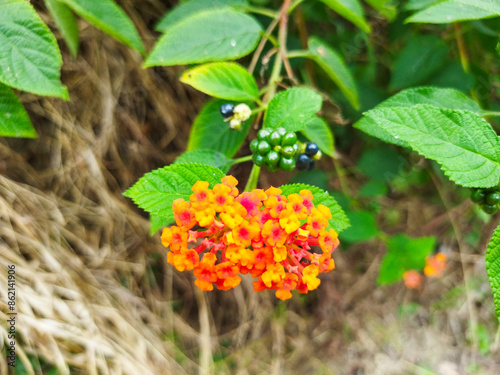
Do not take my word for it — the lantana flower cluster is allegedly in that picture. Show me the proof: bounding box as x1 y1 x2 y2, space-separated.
161 176 339 300
403 253 448 289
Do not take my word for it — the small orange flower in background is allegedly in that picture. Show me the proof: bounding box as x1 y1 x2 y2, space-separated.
160 176 340 300
424 252 447 278
403 270 423 289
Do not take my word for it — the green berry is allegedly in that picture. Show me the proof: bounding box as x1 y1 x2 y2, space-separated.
276 127 287 137
265 150 280 166
486 192 500 205
470 189 485 203
280 157 295 172
292 143 300 156
281 145 295 158
257 140 271 155
252 153 265 167
269 130 283 147
482 204 498 214
281 132 297 146
257 129 271 141
250 139 260 154
267 164 279 172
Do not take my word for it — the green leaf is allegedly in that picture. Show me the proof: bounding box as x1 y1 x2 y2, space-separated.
301 116 335 157
150 214 169 235
187 99 251 158
486 224 500 319
378 234 436 285
145 9 262 67
406 0 500 24
156 0 248 32
59 0 145 55
354 86 483 147
180 62 259 101
365 0 397 21
359 180 388 198
319 0 371 33
307 37 359 109
45 0 79 58
0 83 36 138
405 0 439 11
174 150 232 173
339 210 378 243
390 35 449 91
264 87 322 131
0 0 68 99
364 104 500 188
280 183 350 233
356 148 406 183
124 163 226 223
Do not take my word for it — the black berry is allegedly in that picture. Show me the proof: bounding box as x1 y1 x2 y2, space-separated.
308 160 316 171
296 153 311 171
305 142 319 157
220 103 234 118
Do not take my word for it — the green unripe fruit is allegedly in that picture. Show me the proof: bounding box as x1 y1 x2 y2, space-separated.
486 192 500 205
276 127 287 136
280 157 295 172
482 204 499 214
470 189 485 203
250 139 260 154
292 143 300 156
267 164 279 172
281 145 295 158
281 132 297 146
257 140 271 155
269 130 283 147
257 129 271 141
252 153 265 167
265 150 280 166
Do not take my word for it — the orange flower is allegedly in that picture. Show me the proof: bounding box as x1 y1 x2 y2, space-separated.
403 270 423 289
424 253 447 277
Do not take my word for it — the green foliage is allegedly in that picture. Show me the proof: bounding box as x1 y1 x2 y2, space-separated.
307 37 360 109
362 105 500 188
378 234 436 285
406 0 500 24
301 116 335 157
485 224 500 319
0 83 36 138
319 0 371 33
181 62 259 101
0 0 68 99
144 9 262 67
45 0 79 58
264 87 322 131
339 210 378 243
187 99 251 158
280 183 350 233
174 149 232 173
356 148 405 183
124 164 226 224
58 0 145 55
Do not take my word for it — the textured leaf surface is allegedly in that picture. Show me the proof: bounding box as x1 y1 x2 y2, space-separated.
0 83 36 138
187 99 251 158
308 37 359 109
390 35 449 91
339 210 378 243
145 9 262 67
124 163 226 223
354 86 485 147
60 0 145 55
301 116 335 157
45 0 79 57
406 0 500 23
486 224 500 319
378 234 436 285
280 183 350 233
174 150 232 173
264 87 322 131
181 62 259 101
319 0 371 33
155 0 248 31
0 0 68 99
364 104 500 188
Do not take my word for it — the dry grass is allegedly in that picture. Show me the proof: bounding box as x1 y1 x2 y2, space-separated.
1 2 500 374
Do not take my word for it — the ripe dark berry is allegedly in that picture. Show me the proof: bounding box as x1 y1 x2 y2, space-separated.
470 189 485 203
280 157 295 172
296 153 311 171
281 132 297 146
269 130 282 147
305 142 319 157
486 192 500 205
265 151 280 166
220 103 234 118
308 160 316 171
257 140 271 155
482 204 499 215
257 129 271 141
281 145 295 158
250 139 260 154
252 153 265 167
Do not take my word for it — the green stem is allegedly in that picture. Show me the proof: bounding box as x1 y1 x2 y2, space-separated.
454 22 470 74
231 155 253 165
244 164 261 192
287 49 312 59
244 5 279 19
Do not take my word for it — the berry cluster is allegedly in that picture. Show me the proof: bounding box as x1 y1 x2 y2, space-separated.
471 188 500 214
250 128 300 172
220 103 251 130
296 142 321 171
